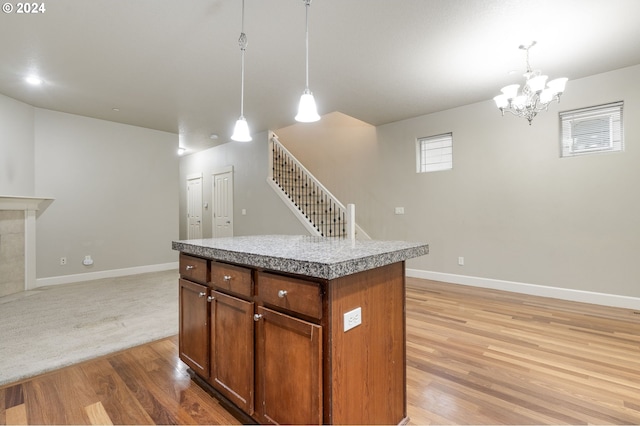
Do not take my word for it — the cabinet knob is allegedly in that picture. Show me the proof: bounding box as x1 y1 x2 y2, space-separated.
207 296 215 302
223 275 232 282
198 292 206 298
278 290 288 298
253 314 263 322
186 265 195 270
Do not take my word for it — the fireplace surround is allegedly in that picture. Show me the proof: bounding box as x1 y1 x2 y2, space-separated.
0 196 53 298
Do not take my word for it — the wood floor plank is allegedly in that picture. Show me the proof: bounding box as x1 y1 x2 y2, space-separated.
84 401 113 425
80 358 155 425
22 375 69 425
4 404 27 425
48 364 102 425
3 384 23 409
0 388 5 425
107 350 192 424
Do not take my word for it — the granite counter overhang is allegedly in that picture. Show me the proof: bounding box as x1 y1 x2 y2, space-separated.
172 235 428 280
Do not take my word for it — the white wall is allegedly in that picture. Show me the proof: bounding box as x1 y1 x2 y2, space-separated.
0 94 35 195
275 65 640 304
178 130 307 239
34 109 179 280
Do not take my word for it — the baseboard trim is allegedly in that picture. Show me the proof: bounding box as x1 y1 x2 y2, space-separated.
36 262 179 288
406 269 640 310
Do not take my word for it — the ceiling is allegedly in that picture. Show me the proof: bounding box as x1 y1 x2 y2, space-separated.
2 0 640 153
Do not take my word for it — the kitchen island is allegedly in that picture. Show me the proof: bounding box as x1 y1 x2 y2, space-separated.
172 235 428 425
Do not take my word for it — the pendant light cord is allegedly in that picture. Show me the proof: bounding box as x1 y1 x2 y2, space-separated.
239 0 248 117
304 0 310 90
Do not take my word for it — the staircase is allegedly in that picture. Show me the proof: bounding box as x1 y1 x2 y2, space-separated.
268 132 368 239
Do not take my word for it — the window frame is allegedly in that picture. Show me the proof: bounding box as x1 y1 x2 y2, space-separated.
416 132 453 173
559 101 624 158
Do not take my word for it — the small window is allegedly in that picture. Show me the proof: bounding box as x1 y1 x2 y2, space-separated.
560 102 623 157
417 133 452 173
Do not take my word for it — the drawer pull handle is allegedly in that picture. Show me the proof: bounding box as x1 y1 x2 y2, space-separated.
223 275 232 282
253 314 263 322
198 292 206 298
185 265 195 270
207 296 215 302
278 290 288 298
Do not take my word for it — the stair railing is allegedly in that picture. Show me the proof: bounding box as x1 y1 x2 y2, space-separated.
268 131 359 238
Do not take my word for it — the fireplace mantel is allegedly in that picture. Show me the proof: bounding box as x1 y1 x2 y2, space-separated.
0 195 53 211
0 196 54 296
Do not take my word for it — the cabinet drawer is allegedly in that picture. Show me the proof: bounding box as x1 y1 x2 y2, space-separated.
211 262 252 298
257 272 322 320
179 253 209 284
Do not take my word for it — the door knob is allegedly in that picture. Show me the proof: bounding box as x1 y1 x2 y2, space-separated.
278 290 288 298
198 292 206 298
253 314 263 321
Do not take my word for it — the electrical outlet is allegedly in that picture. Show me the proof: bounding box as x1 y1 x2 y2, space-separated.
60 257 67 265
343 307 362 332
394 207 405 215
458 256 464 266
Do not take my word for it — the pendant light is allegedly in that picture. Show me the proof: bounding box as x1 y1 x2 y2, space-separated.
295 0 320 122
231 0 252 142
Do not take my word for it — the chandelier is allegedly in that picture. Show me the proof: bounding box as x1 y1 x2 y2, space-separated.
493 41 567 125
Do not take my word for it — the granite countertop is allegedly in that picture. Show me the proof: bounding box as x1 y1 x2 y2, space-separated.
172 235 428 280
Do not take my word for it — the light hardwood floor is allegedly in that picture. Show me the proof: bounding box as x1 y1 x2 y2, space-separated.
1 278 639 425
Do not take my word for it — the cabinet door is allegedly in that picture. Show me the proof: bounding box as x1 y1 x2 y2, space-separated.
179 278 210 379
255 306 322 425
210 291 255 415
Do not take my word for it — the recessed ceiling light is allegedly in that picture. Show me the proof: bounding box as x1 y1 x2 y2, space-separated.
25 75 43 85
112 108 120 112
210 133 219 140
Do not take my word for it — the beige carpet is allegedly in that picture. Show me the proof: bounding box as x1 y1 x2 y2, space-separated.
0 270 178 386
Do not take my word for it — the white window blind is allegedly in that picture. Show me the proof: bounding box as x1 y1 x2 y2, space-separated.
417 133 453 173
560 101 623 157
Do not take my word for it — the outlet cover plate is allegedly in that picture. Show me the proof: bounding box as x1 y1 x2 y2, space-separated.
344 307 362 332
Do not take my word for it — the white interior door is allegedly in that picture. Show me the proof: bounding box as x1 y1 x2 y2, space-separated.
212 168 234 238
187 174 203 239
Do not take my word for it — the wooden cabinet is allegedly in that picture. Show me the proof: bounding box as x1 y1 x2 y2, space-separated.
254 271 323 425
257 272 322 320
254 306 322 425
179 253 209 284
178 278 210 379
210 290 254 415
178 253 407 425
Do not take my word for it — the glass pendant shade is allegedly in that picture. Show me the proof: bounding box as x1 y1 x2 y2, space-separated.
547 77 568 94
295 89 320 122
539 88 554 104
526 75 548 92
493 94 508 108
500 84 520 100
231 116 252 142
